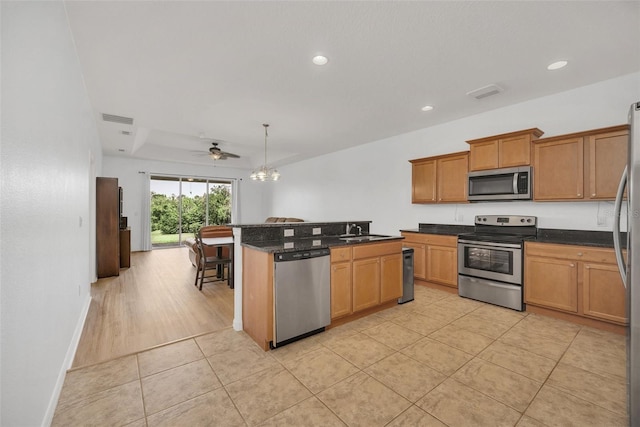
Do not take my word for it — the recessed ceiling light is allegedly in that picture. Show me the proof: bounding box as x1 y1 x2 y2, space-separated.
312 55 328 66
118 149 125 152
547 60 568 70
421 105 434 112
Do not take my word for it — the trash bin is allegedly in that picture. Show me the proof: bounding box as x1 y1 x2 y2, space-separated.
398 247 414 304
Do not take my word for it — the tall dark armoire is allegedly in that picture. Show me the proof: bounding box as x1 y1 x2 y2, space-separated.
96 177 120 277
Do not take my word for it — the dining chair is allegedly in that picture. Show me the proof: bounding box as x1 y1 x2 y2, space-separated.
193 232 232 291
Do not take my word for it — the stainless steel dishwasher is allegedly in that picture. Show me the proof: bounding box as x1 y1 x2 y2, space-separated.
273 248 331 348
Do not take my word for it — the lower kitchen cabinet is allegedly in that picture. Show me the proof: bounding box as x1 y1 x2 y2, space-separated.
524 242 627 325
330 247 353 319
380 253 403 302
583 262 626 323
330 261 352 319
524 255 578 312
353 258 381 312
330 241 402 317
426 245 457 287
401 232 458 288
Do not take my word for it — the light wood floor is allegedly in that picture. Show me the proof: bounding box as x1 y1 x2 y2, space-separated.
72 247 234 368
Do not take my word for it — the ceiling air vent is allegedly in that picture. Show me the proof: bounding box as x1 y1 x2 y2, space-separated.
466 84 503 100
102 113 134 125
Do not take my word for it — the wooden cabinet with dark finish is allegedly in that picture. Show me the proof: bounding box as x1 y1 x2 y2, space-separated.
96 177 120 278
119 228 131 268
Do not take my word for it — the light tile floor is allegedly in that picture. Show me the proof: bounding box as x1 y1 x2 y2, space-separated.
52 286 629 426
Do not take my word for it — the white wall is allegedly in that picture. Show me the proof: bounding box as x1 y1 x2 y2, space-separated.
102 156 267 251
0 2 102 426
270 73 640 235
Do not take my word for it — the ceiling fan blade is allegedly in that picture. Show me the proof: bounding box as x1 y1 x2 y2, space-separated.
220 151 240 159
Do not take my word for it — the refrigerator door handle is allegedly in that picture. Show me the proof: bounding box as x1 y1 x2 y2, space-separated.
613 165 628 288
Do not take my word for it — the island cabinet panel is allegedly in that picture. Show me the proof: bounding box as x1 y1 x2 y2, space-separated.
467 128 543 171
352 258 381 312
242 247 274 351
582 262 627 324
524 242 627 327
524 255 578 313
533 125 628 201
330 261 352 320
380 253 403 302
410 151 469 204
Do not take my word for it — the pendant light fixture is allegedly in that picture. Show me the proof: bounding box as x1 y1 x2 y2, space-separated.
250 123 280 181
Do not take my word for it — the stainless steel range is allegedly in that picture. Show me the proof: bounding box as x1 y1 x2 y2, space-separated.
457 215 537 311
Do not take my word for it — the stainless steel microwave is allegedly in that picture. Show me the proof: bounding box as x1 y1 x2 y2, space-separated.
467 166 532 201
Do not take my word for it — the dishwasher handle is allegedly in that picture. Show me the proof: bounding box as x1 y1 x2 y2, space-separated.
275 248 330 262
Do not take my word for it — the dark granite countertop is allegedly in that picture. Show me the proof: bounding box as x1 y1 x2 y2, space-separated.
399 223 623 248
229 221 372 228
400 223 475 236
535 228 625 248
241 235 405 253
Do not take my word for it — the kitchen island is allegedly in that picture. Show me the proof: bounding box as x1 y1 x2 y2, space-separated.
230 221 404 350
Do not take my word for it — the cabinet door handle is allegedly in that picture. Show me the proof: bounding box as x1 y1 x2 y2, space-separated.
569 263 575 267
592 193 596 197
577 193 582 197
585 265 591 269
577 252 583 256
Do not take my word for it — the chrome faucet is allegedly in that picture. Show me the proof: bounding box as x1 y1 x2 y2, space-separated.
347 223 362 235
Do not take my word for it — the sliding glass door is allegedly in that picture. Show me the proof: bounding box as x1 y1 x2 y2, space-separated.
150 175 232 248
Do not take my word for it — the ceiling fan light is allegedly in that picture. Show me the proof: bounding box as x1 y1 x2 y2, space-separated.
210 152 222 160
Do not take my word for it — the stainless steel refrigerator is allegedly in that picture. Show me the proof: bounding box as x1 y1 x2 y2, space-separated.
614 101 640 426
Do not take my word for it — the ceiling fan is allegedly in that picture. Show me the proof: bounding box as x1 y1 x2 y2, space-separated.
206 141 240 160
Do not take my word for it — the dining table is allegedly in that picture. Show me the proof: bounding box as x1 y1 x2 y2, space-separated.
201 236 234 288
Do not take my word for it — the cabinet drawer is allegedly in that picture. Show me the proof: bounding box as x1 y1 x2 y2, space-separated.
331 246 352 262
400 232 457 247
352 241 402 260
525 242 618 264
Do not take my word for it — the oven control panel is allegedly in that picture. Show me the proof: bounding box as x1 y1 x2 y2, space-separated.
474 215 537 226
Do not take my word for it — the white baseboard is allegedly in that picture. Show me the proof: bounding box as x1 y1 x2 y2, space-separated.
41 295 92 427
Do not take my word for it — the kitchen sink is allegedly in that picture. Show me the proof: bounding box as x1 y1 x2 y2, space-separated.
339 234 388 242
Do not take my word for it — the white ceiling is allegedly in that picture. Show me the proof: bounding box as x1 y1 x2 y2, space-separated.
65 1 640 170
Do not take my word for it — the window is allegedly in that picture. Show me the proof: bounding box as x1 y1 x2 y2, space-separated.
150 175 233 248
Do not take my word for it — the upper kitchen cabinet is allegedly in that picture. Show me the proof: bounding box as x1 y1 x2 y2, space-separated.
410 151 469 204
533 125 629 201
467 128 544 171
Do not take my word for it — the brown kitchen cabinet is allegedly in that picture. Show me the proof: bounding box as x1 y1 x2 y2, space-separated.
533 125 628 201
400 232 458 288
330 247 352 319
351 241 403 313
330 241 402 317
467 128 543 171
380 253 403 303
352 258 381 312
524 242 627 326
410 151 469 204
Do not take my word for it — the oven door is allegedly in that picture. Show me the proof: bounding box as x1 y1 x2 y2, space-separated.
458 239 522 285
